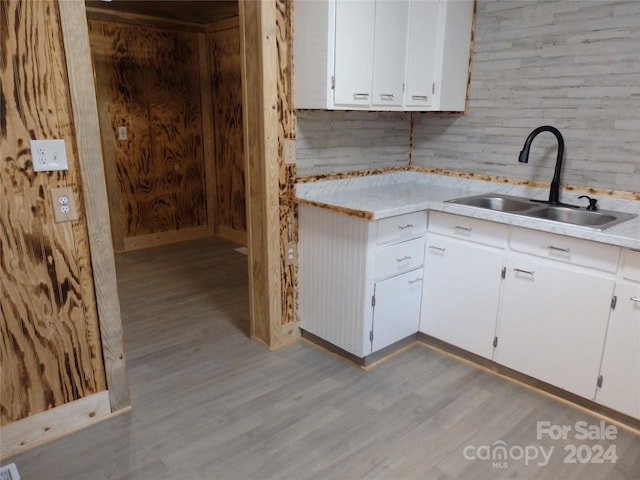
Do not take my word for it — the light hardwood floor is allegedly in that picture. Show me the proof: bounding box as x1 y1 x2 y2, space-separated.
6 236 640 479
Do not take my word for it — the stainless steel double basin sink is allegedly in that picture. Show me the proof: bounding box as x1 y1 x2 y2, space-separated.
446 193 637 230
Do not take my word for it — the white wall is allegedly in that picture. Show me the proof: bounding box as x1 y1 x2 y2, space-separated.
413 0 640 193
296 1 640 193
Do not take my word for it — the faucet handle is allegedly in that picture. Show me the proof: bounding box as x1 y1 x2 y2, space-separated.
578 195 598 211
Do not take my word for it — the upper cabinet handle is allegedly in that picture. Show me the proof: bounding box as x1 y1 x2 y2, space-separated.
412 95 428 100
398 224 414 230
454 225 472 232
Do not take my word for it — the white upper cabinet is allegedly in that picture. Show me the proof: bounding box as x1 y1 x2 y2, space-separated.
333 1 377 107
404 0 440 109
370 1 410 108
294 0 474 111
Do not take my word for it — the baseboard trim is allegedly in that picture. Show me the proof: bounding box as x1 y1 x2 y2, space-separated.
0 391 124 460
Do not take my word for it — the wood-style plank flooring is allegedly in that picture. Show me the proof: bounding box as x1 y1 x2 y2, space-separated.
6 236 640 479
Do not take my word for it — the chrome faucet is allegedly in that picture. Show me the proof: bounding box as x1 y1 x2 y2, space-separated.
518 125 565 205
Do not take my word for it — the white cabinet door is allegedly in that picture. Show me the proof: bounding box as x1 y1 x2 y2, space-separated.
404 0 440 108
371 0 409 107
371 268 424 353
421 234 504 359
333 0 376 107
494 256 615 399
596 282 640 419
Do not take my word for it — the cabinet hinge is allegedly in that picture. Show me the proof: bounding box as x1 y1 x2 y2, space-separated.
371 295 376 307
493 336 498 348
597 375 603 389
501 267 506 279
331 76 335 90
610 295 617 310
370 330 374 342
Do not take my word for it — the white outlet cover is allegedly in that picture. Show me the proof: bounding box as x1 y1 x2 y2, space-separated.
30 139 68 172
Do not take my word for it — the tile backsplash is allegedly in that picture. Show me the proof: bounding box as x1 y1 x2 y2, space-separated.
295 1 640 194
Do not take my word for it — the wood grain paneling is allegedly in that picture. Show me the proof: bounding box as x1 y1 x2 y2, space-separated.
208 20 247 243
277 0 299 334
88 20 208 250
1 0 106 425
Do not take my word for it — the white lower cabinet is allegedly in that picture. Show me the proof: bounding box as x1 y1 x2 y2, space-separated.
494 255 615 399
299 204 638 420
420 233 504 359
299 205 426 358
372 268 423 353
595 250 640 418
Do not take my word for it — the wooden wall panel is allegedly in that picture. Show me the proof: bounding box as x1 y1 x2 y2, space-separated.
0 0 106 425
88 20 208 250
208 22 247 244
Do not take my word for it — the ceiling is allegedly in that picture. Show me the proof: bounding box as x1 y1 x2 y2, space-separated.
85 0 239 25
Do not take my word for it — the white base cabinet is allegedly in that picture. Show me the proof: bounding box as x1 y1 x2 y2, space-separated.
420 212 507 359
298 205 426 358
494 256 615 399
595 250 640 418
299 205 638 421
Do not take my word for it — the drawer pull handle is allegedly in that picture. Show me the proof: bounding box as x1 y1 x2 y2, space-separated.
353 92 370 99
547 244 570 254
514 268 535 276
408 278 423 285
398 224 414 230
379 93 395 100
412 95 428 100
454 225 472 232
396 256 412 263
631 297 640 303
429 245 446 253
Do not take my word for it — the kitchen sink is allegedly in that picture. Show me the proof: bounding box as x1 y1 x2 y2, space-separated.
446 193 637 230
525 206 636 229
447 193 537 213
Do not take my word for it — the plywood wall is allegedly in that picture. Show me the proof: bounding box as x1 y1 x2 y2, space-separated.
208 21 247 244
0 0 106 425
277 0 299 329
88 19 209 251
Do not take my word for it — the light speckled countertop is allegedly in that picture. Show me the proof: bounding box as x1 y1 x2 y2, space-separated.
295 171 640 250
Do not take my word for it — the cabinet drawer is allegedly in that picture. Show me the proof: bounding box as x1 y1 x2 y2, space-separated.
510 227 620 273
428 211 507 248
375 237 425 281
621 249 640 282
377 211 427 246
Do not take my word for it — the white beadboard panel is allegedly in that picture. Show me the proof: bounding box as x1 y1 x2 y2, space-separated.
411 0 640 193
298 205 375 357
296 110 411 176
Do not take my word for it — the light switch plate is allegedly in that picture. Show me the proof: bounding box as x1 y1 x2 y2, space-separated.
30 139 68 172
50 187 79 223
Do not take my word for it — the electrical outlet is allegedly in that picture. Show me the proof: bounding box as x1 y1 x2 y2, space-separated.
30 139 68 172
283 139 296 165
118 125 128 141
49 187 79 223
285 242 298 265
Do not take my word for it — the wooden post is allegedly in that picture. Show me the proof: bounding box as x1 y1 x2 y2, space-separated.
239 0 283 347
57 0 130 411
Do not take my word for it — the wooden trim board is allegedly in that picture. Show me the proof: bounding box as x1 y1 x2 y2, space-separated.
122 226 210 252
239 0 282 348
0 391 112 460
58 0 130 412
